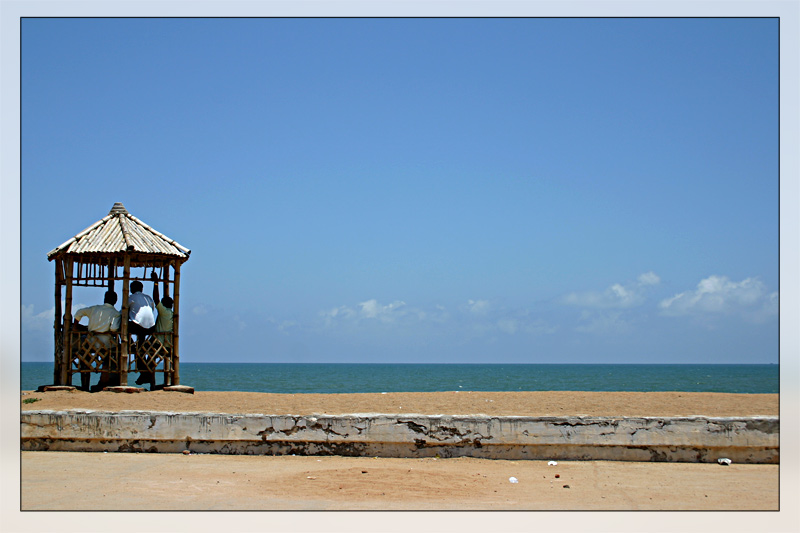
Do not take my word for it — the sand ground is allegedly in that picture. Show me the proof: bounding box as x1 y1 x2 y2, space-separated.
21 451 778 511
19 389 780 417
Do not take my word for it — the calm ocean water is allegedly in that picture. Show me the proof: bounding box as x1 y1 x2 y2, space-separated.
20 362 778 394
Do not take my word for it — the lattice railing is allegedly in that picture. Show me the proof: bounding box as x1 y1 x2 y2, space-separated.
67 330 173 388
69 331 122 373
132 334 172 373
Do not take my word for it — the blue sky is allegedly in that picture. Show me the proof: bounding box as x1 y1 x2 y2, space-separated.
20 17 779 364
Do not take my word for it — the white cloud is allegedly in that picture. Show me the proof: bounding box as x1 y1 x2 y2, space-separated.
318 298 555 339
659 275 778 321
359 299 407 322
192 305 208 315
467 299 490 315
763 291 779 316
322 305 356 320
563 271 661 309
359 300 380 318
321 299 411 326
21 301 89 332
21 304 54 332
638 271 661 286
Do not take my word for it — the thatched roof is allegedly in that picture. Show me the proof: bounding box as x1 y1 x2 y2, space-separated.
47 203 191 262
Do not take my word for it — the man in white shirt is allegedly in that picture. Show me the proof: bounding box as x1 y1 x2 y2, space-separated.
74 291 121 343
73 291 121 391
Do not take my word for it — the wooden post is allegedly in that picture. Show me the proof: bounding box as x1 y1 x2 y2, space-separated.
53 260 63 385
61 257 73 386
105 258 116 388
107 258 115 292
172 262 181 386
120 255 130 386
163 264 172 386
162 263 170 298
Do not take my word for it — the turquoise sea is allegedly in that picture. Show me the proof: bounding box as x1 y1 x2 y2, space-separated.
20 362 778 394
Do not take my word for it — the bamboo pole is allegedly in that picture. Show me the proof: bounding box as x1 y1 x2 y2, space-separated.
163 263 170 298
120 255 130 386
61 257 74 386
163 264 172 386
53 261 63 385
119 216 134 253
172 262 181 386
107 258 115 292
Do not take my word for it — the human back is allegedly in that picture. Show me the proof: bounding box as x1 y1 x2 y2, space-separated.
129 281 155 329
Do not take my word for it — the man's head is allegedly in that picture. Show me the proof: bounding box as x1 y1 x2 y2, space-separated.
130 281 143 294
104 291 118 305
162 295 173 309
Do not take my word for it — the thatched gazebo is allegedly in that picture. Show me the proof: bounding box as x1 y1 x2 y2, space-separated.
47 203 190 390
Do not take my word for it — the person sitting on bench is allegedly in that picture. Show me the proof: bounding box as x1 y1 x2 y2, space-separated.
151 271 174 347
73 291 121 391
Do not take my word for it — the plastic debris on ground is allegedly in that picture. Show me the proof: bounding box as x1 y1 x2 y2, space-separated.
718 458 732 465
509 477 519 484
548 461 558 466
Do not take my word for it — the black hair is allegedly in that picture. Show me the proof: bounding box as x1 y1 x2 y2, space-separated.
104 291 118 305
130 281 143 293
162 295 173 309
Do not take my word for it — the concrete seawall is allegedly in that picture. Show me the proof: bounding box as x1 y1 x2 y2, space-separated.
20 410 779 463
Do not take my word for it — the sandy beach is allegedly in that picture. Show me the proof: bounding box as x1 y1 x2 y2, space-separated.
19 389 779 417
19 390 780 512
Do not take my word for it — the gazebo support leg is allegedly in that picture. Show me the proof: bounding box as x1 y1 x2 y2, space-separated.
120 255 130 387
61 258 73 386
53 265 62 386
163 264 172 387
173 263 181 386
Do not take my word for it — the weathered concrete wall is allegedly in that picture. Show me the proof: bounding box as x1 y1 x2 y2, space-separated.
20 410 779 463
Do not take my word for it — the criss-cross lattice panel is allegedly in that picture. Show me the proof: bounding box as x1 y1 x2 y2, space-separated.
70 332 120 373
134 335 170 373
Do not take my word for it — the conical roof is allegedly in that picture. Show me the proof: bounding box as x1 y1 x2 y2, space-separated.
47 203 191 261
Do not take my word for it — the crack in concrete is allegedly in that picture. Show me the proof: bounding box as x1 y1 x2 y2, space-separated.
396 420 486 445
257 418 356 441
